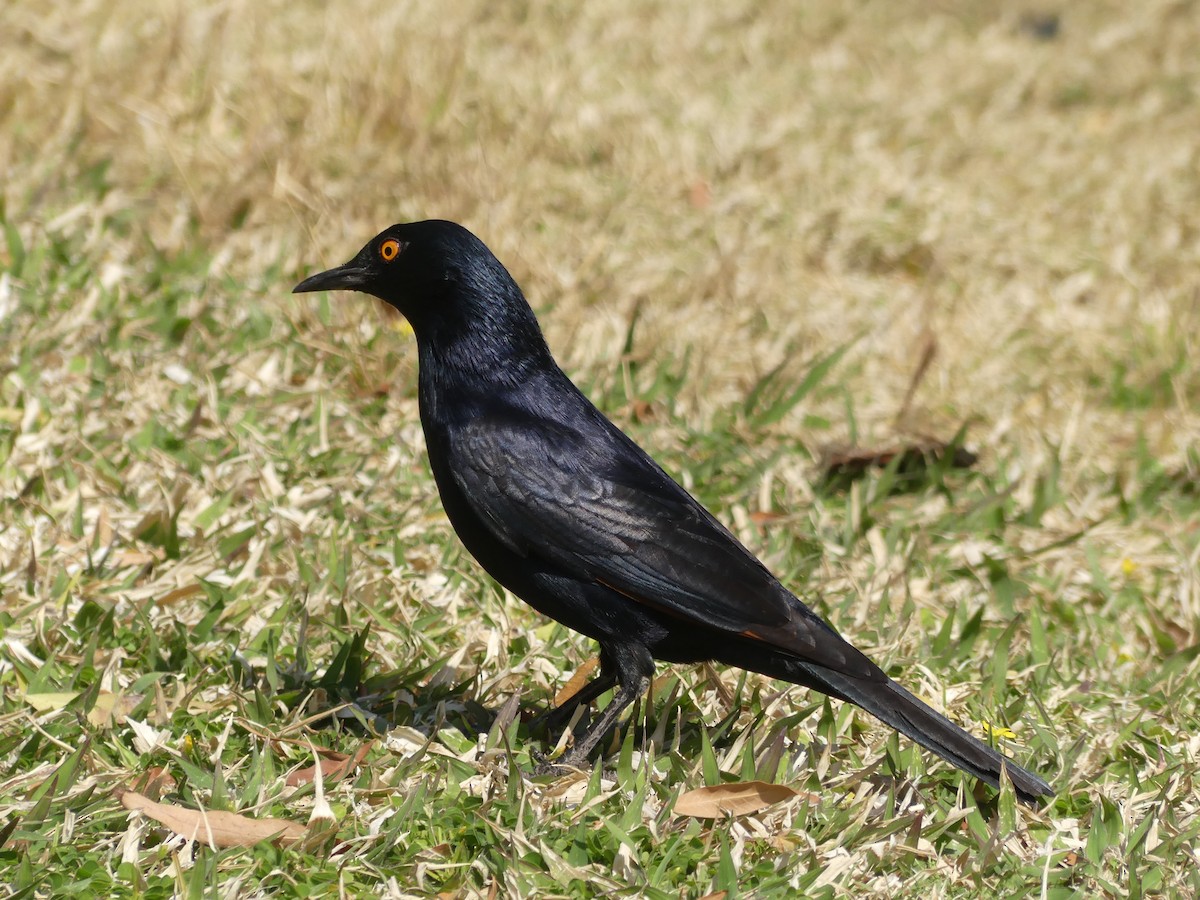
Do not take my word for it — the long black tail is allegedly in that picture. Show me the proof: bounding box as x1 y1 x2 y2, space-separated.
803 663 1053 805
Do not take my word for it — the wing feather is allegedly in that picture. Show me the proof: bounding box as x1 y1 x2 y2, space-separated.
449 413 876 678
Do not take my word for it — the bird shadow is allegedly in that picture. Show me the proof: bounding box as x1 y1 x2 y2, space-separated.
231 624 882 794
230 624 498 741
816 432 978 496
232 624 630 754
231 628 770 772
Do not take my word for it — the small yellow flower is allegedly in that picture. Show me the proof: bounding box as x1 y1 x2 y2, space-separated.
1120 558 1138 576
980 721 1017 741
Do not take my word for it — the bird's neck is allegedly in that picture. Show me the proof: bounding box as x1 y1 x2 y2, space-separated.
418 326 550 389
413 293 557 402
406 262 562 419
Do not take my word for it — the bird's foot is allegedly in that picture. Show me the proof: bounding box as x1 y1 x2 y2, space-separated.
525 705 575 737
531 748 590 777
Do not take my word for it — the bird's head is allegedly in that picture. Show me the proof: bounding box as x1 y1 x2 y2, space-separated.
293 220 525 337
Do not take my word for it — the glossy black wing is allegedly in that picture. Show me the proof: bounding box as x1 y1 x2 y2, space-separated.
449 412 876 678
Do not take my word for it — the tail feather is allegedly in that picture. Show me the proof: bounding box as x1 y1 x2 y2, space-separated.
811 665 1053 805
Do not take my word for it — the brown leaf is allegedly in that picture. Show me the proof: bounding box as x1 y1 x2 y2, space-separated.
24 689 136 728
156 584 204 606
895 328 937 426
88 690 140 727
117 788 306 848
748 510 786 525
285 741 374 787
112 548 161 567
673 781 801 818
94 505 112 550
491 693 521 734
130 767 177 802
821 437 977 485
553 656 600 708
625 399 656 423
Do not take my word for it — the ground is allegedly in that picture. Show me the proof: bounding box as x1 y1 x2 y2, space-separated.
1 1 1198 897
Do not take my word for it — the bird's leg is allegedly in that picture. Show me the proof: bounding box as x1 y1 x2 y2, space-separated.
537 645 655 772
538 676 647 772
528 668 617 736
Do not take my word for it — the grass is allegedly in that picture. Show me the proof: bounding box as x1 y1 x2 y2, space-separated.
2 0 1200 896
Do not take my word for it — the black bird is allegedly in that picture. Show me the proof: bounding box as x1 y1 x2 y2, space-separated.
294 220 1054 805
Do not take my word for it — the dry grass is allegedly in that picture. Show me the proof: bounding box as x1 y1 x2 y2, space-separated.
2 1 1199 896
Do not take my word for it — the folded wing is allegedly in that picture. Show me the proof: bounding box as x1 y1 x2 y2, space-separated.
449 411 878 680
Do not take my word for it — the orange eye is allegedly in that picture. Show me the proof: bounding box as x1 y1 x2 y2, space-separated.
380 239 402 262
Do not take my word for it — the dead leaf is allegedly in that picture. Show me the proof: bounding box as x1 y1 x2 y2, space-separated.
748 510 786 525
491 693 521 734
895 328 937 426
156 584 204 606
673 781 801 818
130 767 177 801
701 662 736 708
553 656 600 708
86 691 127 727
821 437 977 485
25 690 135 727
420 843 452 863
112 548 161 567
117 788 306 848
285 741 374 787
94 505 112 550
624 399 656 423
24 692 79 713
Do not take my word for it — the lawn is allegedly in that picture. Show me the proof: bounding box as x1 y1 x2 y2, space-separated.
2 1 1198 896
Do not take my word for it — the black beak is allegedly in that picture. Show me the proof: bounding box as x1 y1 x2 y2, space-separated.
292 262 372 294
